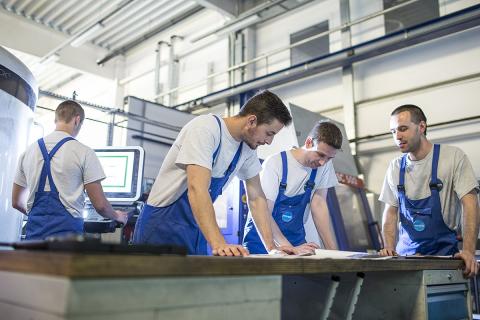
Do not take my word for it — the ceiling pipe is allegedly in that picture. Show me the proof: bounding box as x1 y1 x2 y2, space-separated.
169 4 480 111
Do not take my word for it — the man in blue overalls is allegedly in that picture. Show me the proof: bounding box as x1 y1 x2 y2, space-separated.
12 100 127 240
243 121 341 255
133 90 292 256
379 104 479 277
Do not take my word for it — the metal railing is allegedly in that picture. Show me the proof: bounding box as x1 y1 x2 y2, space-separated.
153 0 421 101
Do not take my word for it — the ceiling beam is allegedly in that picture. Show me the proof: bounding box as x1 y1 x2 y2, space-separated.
194 0 237 18
0 10 116 79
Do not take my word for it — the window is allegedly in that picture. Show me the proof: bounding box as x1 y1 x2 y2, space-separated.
383 0 440 34
290 21 330 66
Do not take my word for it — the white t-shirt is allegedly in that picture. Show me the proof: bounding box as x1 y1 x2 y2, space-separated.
379 144 479 231
14 131 106 218
147 115 263 207
260 149 339 223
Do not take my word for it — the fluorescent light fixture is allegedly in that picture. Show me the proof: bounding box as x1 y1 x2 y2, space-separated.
187 20 227 43
70 23 104 47
189 14 261 43
215 14 261 37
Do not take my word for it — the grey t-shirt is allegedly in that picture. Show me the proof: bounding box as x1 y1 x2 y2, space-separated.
379 144 479 231
147 114 263 207
260 149 339 223
14 131 106 218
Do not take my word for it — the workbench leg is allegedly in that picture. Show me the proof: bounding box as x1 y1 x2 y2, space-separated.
345 272 365 320
320 275 340 320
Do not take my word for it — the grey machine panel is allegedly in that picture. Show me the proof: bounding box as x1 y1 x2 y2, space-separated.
289 103 358 176
126 96 196 181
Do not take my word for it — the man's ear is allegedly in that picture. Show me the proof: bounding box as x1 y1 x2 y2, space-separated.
419 120 427 135
246 115 257 128
305 136 314 148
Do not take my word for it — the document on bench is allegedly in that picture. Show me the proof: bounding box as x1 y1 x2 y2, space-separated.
249 249 393 259
308 249 393 260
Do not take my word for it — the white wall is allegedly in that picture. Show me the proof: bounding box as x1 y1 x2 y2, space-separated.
255 0 343 75
120 0 480 195
123 9 229 104
252 0 480 195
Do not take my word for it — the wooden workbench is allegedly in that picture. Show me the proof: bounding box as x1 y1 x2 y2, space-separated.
0 250 470 320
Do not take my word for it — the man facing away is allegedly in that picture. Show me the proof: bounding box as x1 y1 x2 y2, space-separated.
12 100 127 240
243 121 341 255
379 104 479 277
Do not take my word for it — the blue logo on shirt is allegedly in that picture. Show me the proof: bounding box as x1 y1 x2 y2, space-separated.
413 219 426 232
282 211 293 222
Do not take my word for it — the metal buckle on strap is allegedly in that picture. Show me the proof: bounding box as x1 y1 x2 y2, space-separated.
304 181 315 191
397 185 405 192
279 182 287 190
429 181 443 191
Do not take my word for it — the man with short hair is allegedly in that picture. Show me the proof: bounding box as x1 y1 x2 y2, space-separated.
133 90 292 256
243 121 341 254
379 104 479 277
12 100 127 240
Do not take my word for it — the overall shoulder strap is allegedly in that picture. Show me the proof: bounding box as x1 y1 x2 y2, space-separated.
212 115 222 166
430 144 443 191
37 138 52 192
397 154 408 193
278 151 288 196
37 137 75 193
304 168 318 192
49 137 75 159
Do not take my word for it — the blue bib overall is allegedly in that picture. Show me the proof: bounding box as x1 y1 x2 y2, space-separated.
396 144 458 256
25 137 84 240
243 151 317 254
133 116 243 255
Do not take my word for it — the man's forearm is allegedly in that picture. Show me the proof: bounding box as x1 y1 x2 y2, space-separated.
270 215 291 247
311 196 337 250
382 226 397 249
316 224 337 250
12 203 27 215
249 198 275 251
382 206 398 250
188 188 225 247
12 183 27 215
461 192 479 254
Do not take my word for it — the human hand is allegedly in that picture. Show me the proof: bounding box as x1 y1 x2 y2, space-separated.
212 243 249 257
114 210 128 225
291 243 320 255
379 248 398 256
273 243 317 256
454 250 479 278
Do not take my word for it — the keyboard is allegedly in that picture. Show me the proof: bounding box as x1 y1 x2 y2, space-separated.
83 205 138 233
12 236 187 255
84 205 138 221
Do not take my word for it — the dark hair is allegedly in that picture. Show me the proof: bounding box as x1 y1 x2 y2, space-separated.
309 121 343 149
391 104 427 135
238 90 292 126
55 100 85 123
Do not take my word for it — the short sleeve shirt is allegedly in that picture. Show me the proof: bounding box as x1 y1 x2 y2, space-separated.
379 144 479 231
260 149 339 223
147 115 262 207
14 131 106 217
